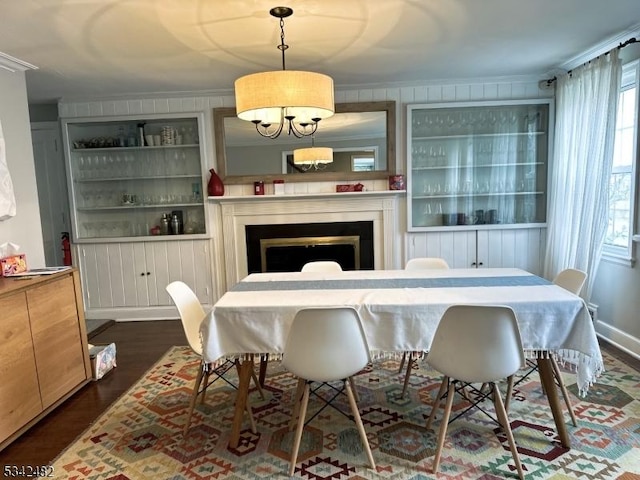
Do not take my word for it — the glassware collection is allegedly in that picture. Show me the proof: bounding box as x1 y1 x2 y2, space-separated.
64 116 206 240
407 101 551 230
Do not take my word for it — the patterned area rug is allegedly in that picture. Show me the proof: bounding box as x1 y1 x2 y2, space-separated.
50 346 640 479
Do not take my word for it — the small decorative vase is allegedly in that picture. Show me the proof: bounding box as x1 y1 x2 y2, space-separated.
207 168 224 196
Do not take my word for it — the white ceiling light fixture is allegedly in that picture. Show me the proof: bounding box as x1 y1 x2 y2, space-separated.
234 6 335 140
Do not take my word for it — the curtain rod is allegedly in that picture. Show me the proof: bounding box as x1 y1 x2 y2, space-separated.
543 37 638 87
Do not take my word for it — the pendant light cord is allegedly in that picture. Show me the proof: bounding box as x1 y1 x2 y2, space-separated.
277 17 289 70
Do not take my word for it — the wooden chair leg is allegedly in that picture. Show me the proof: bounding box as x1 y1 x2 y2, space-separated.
432 378 455 474
348 376 360 403
183 361 206 436
289 377 306 431
493 383 525 480
200 367 211 405
504 374 515 413
251 368 266 400
289 382 310 477
245 400 257 434
551 357 578 426
426 377 448 430
400 357 414 398
345 378 376 470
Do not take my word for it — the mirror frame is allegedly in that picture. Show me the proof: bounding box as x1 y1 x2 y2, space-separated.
214 100 396 184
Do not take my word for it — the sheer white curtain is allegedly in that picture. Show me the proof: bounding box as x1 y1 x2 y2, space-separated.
544 50 621 298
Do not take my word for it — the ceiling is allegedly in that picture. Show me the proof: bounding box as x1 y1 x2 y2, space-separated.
2 0 640 105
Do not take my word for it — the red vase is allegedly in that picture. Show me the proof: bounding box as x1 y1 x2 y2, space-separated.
207 168 224 196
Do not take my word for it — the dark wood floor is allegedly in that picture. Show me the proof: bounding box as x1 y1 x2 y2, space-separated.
0 320 186 466
0 320 638 468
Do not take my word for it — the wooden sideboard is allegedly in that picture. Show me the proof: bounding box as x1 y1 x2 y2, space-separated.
0 268 91 450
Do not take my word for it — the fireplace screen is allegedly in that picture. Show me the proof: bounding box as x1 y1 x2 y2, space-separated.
260 235 360 272
245 221 374 273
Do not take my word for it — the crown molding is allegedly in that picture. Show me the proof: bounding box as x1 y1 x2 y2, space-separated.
557 23 640 72
0 52 38 72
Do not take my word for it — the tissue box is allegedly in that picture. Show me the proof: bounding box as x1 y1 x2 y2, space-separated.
89 343 117 380
1 254 27 276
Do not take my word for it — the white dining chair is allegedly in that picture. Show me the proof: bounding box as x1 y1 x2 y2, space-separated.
166 281 263 436
282 307 376 476
398 257 450 398
425 305 525 480
301 260 343 272
510 268 587 426
404 257 450 270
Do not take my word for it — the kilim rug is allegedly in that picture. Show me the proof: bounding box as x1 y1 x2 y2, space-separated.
48 346 640 479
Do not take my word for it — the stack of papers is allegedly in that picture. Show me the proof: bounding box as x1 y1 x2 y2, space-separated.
6 266 71 277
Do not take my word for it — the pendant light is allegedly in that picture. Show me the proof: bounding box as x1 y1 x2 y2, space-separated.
234 6 335 139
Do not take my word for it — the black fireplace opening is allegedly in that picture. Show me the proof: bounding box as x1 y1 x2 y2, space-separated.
245 221 374 273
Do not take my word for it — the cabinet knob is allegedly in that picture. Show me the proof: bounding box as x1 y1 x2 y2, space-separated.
471 262 476 266
140 272 145 276
478 262 484 266
146 272 151 276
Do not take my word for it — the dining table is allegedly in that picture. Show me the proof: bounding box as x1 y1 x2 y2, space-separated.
200 267 604 449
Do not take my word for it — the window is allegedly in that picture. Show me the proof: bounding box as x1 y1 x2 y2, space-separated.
604 61 639 260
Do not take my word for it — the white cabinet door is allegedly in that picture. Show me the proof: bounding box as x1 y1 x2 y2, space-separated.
408 228 546 274
477 228 546 275
77 239 213 316
409 230 475 268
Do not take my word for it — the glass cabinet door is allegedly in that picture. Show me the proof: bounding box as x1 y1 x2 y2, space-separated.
63 115 207 241
407 100 551 231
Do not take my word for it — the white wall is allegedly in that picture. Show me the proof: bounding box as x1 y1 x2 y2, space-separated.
0 68 45 267
591 262 640 357
58 78 551 293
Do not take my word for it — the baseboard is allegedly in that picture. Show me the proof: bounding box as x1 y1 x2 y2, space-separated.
596 319 640 360
84 305 211 321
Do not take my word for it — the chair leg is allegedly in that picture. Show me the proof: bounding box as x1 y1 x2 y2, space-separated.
493 383 525 480
504 374 515 413
251 368 266 400
426 377 448 430
183 361 206 436
433 378 455 474
245 400 257 434
348 376 360 403
200 367 211 405
289 382 310 477
400 357 414 399
289 377 306 431
551 357 578 426
398 352 407 373
345 378 376 470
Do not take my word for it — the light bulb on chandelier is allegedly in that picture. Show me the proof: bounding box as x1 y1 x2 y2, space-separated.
234 6 335 139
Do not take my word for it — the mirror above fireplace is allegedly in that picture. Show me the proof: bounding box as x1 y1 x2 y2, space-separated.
214 101 396 184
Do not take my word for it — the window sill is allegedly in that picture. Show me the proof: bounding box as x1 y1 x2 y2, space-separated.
601 250 635 267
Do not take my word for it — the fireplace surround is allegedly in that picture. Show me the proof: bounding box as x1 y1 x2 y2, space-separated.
211 191 401 291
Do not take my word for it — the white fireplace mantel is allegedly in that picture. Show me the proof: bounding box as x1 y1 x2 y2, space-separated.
209 191 403 289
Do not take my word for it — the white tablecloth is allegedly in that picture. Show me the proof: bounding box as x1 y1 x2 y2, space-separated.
201 268 603 394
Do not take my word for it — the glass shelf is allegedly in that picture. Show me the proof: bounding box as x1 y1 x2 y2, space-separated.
63 115 207 240
407 100 552 230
